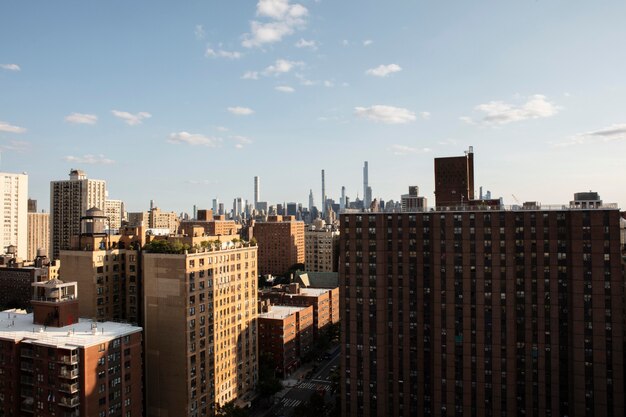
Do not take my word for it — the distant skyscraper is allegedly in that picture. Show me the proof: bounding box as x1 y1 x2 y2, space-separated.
0 172 27 259
212 198 219 214
363 161 371 208
309 189 314 212
434 146 474 207
340 186 346 211
321 169 326 214
254 176 260 209
232 197 243 219
27 211 49 261
50 169 106 260
27 198 37 213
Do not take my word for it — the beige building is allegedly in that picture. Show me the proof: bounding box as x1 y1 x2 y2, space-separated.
143 241 258 416
27 211 49 261
60 223 144 324
104 199 125 230
128 206 179 234
50 169 106 259
305 219 339 272
0 172 28 259
253 215 305 276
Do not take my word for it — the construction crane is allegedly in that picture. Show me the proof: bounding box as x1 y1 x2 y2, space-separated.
511 194 521 205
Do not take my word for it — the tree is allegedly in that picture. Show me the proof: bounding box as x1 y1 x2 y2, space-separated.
218 401 248 417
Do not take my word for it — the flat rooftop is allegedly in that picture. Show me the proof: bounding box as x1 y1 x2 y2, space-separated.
299 288 332 297
0 310 142 349
259 305 307 320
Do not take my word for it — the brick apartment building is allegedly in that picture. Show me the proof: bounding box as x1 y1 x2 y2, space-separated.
258 303 314 376
340 206 624 417
260 283 338 337
0 279 143 417
252 215 305 276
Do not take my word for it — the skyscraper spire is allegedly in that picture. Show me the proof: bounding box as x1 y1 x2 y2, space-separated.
321 169 326 214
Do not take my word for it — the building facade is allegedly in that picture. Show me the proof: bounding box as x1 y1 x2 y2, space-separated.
258 304 313 376
50 169 106 260
27 211 49 261
434 147 474 208
253 215 305 276
305 220 339 272
340 208 624 417
0 172 28 259
104 199 125 231
143 243 258 416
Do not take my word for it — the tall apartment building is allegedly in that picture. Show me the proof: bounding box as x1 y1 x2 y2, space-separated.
0 172 28 259
258 303 314 376
50 169 106 260
305 219 339 272
27 211 49 261
434 147 474 207
340 206 624 417
60 211 144 324
105 199 125 230
0 279 143 417
253 215 304 276
143 242 258 416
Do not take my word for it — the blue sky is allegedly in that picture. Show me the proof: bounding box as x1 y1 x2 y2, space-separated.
1 0 625 212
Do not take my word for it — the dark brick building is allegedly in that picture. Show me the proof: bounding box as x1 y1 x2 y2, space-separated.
434 147 474 207
340 207 624 417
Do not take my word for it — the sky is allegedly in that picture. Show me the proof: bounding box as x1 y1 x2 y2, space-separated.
1 0 625 213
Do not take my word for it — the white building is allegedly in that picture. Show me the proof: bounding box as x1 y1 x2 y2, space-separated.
50 169 106 259
104 199 125 230
0 172 28 259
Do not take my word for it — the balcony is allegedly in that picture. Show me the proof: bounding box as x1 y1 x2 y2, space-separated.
20 397 34 413
59 368 79 379
58 396 80 408
58 355 79 365
58 382 79 394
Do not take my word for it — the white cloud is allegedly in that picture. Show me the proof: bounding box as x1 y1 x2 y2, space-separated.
242 0 308 48
275 85 295 93
194 25 205 39
263 59 303 75
438 139 459 146
0 140 30 152
0 64 20 71
363 40 373 46
295 38 317 49
420 111 431 120
354 105 416 124
0 121 26 133
554 123 626 148
216 126 229 132
342 40 349 46
463 94 560 126
366 64 402 77
323 80 334 87
63 154 114 165
227 106 255 116
64 113 98 125
231 135 253 149
205 47 242 59
111 110 151 126
168 132 222 147
242 71 259 80
391 145 431 156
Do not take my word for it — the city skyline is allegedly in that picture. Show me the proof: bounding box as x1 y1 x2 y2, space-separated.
1 1 626 212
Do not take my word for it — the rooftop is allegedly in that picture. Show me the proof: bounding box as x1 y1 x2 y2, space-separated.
0 310 142 348
259 305 307 320
299 288 332 297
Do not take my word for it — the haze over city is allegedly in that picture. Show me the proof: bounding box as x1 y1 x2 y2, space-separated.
1 0 625 211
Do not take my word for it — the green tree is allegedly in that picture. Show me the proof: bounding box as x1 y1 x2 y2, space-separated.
217 401 248 417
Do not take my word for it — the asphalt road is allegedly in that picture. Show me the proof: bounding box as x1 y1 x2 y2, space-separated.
262 349 340 417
